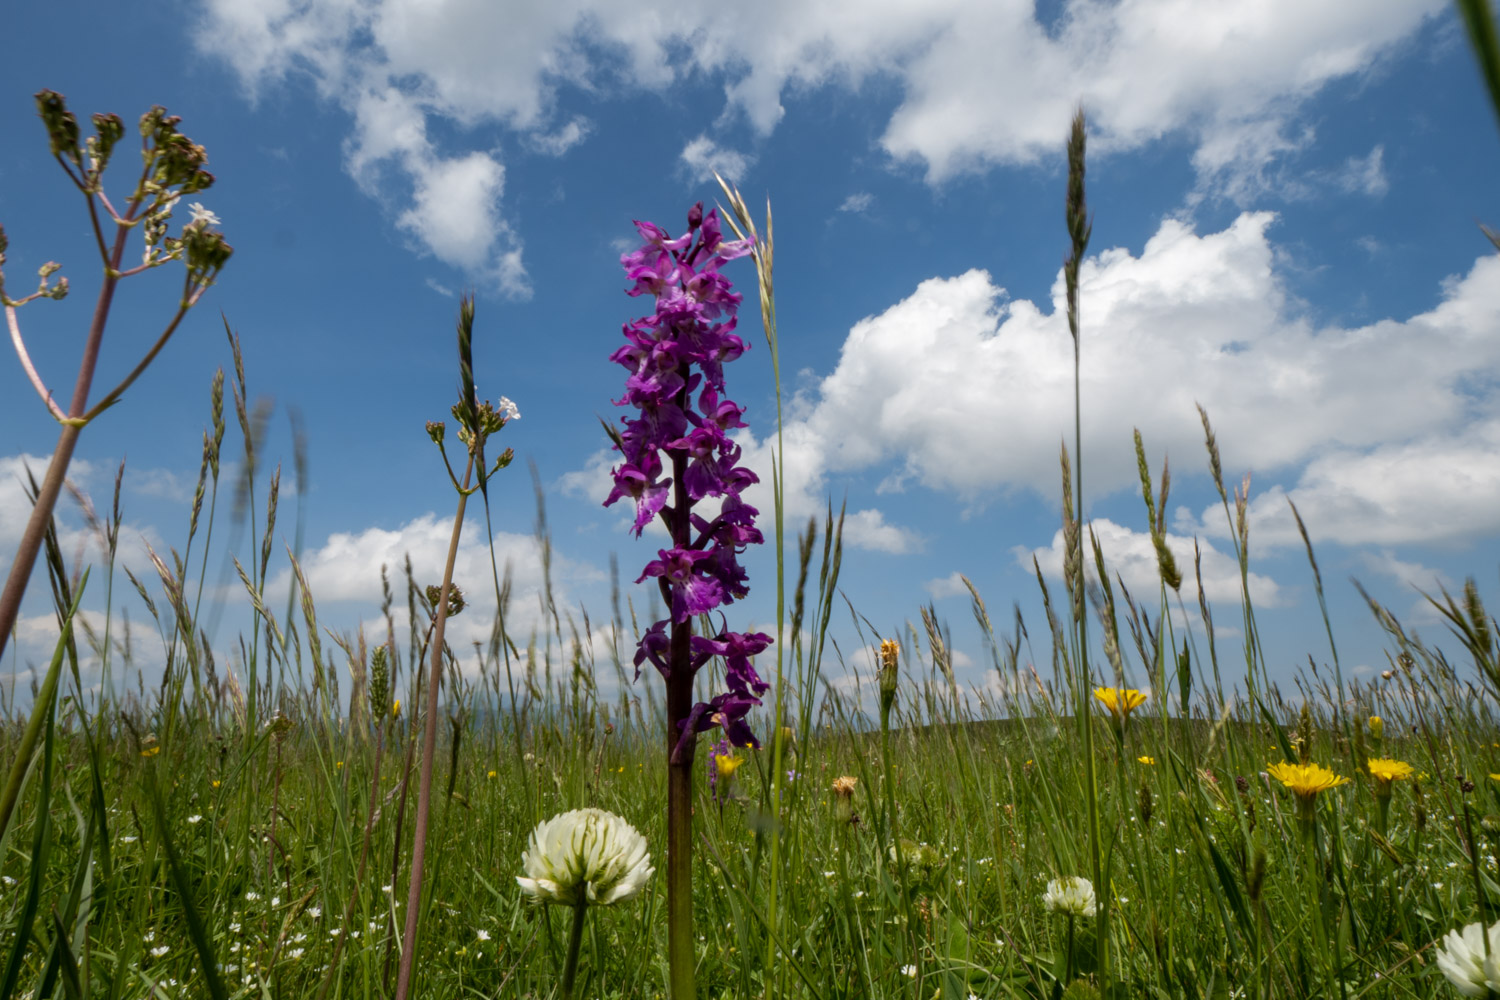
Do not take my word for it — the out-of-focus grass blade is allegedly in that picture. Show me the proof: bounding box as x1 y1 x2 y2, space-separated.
49 910 84 1000
0 571 88 845
1459 0 1500 130
1 703 56 999
146 772 229 1000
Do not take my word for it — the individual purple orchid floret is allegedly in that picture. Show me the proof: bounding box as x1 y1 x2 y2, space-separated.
606 201 770 755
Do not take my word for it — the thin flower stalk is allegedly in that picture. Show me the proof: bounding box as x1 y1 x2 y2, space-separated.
393 297 515 1000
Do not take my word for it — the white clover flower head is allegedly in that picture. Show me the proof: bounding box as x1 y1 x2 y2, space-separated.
516 808 653 907
497 396 520 422
1043 875 1097 918
1435 921 1500 997
188 203 221 227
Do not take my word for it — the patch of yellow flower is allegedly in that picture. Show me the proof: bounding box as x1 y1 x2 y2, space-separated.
1138 755 1155 765
1094 687 1147 720
1267 761 1348 801
1366 758 1413 786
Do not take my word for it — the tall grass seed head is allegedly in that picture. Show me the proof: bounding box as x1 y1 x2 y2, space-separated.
516 808 654 907
1043 875 1097 918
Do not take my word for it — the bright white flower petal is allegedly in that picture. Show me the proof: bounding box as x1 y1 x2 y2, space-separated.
515 808 653 907
1436 922 1497 998
1042 875 1097 918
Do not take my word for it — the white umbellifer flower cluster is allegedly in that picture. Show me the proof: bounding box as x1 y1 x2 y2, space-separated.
497 395 520 422
1042 875 1097 918
516 808 653 907
1436 921 1500 997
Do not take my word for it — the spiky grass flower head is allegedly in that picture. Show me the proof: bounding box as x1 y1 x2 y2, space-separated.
516 809 653 907
1093 687 1146 720
1266 761 1349 801
1043 875 1097 918
1435 920 1500 997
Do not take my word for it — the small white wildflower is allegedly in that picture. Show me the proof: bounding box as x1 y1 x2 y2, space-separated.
517 808 654 907
188 203 221 227
497 396 520 421
901 964 917 978
187 814 203 825
151 945 170 957
288 948 304 960
121 836 138 844
1435 920 1500 997
307 906 321 919
382 885 393 894
245 891 260 901
1043 876 1097 918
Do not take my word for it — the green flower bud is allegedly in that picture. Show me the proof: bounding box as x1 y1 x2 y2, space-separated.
35 90 81 167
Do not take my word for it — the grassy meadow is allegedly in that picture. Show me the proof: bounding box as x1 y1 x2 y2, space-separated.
2 328 1498 1000
8 20 1500 994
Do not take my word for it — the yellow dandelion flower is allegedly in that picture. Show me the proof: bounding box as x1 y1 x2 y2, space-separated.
335 761 344 770
211 779 221 789
1366 758 1413 789
715 754 745 782
1267 761 1348 800
1138 755 1155 765
487 770 497 780
1094 687 1148 720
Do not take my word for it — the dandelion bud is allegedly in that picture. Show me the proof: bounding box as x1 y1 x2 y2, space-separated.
1368 715 1383 740
878 639 899 719
832 774 857 825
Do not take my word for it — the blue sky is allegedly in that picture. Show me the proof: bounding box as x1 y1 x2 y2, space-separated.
2 0 1498 714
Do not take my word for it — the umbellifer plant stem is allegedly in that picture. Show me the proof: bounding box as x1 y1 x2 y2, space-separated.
0 216 130 662
393 452 474 1000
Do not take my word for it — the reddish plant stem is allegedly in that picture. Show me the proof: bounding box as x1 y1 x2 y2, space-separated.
0 206 132 661
393 453 474 1000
